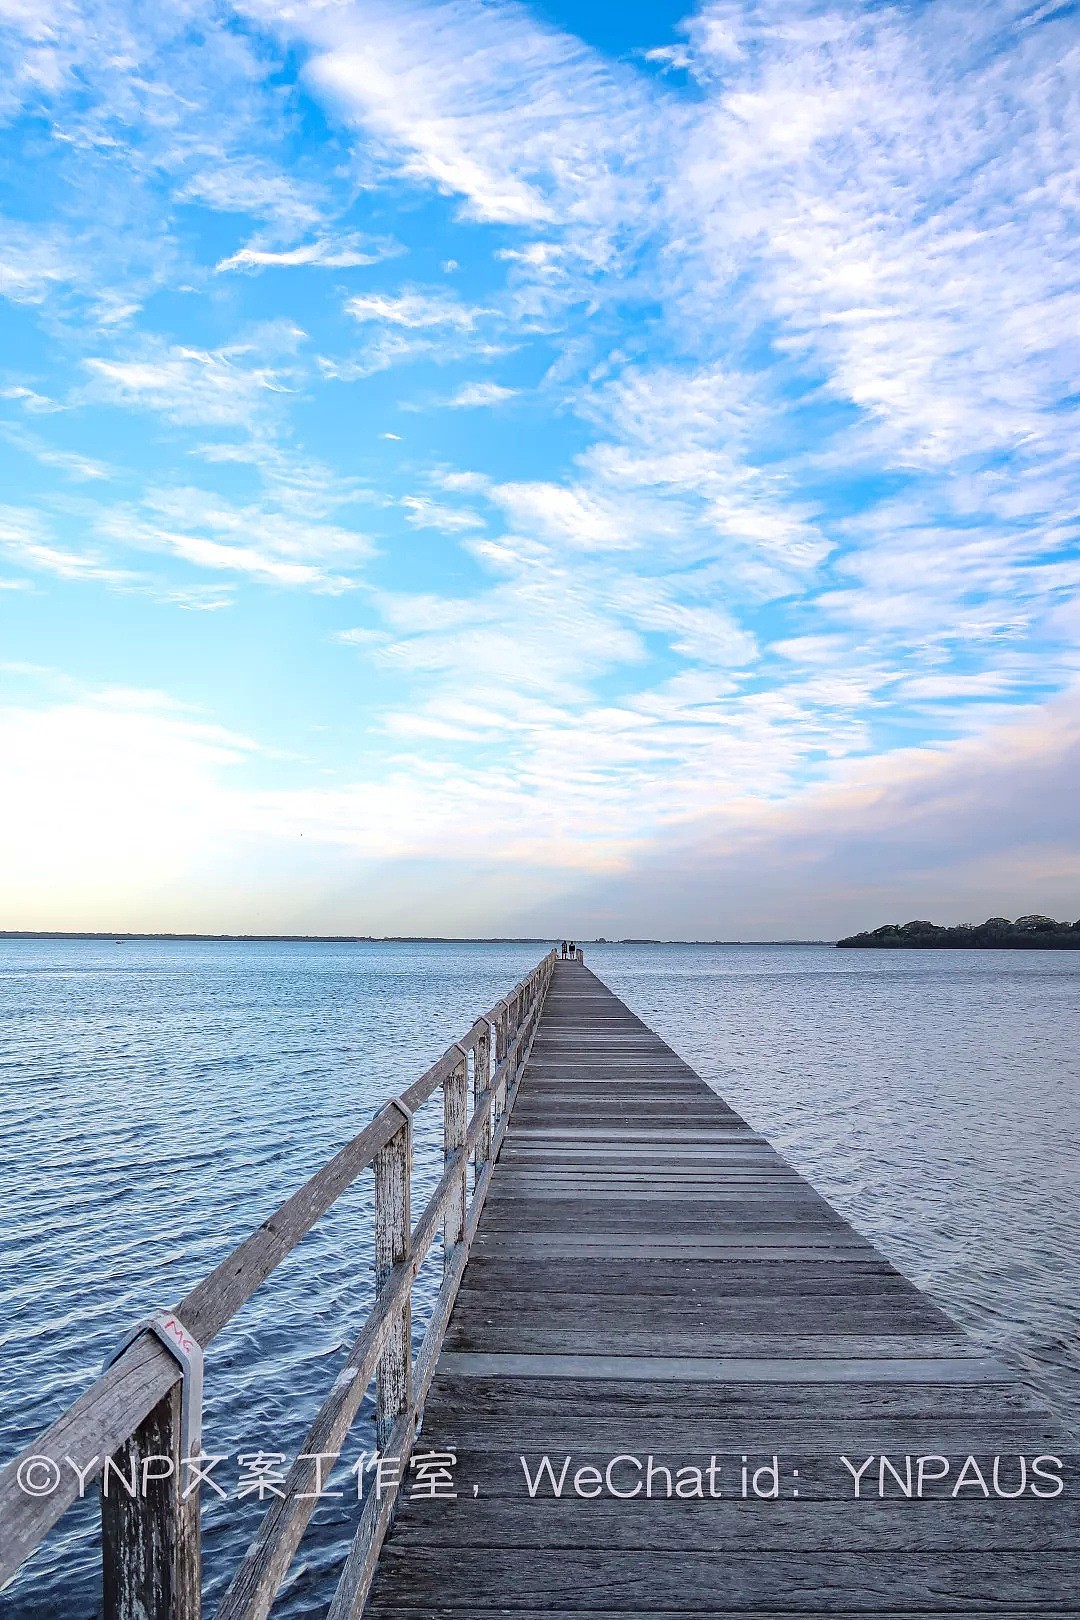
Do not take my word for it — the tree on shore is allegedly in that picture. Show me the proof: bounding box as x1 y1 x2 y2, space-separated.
836 915 1080 948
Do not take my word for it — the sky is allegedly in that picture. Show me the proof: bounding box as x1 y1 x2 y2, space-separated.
0 0 1078 939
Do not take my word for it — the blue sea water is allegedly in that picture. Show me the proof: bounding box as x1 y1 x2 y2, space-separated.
1 939 1078 1615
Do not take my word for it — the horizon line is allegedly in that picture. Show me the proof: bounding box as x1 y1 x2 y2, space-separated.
0 930 835 946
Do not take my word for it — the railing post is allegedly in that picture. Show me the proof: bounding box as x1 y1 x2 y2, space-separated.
510 994 522 1086
492 1002 509 1121
443 1053 468 1267
473 1027 492 1170
515 991 522 1065
101 1382 201 1620
374 1108 412 1452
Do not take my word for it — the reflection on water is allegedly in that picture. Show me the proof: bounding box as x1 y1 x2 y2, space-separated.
2 939 1078 1615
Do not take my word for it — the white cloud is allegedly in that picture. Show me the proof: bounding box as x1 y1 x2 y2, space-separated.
137 530 341 589
670 0 1080 474
1 384 63 413
488 479 682 554
325 286 505 377
344 288 486 329
97 484 372 591
446 381 517 408
400 495 483 533
178 160 324 234
215 232 401 273
0 224 73 305
0 505 133 585
1 420 112 480
277 0 652 233
82 332 302 430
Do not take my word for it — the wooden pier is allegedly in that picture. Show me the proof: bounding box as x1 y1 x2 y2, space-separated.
367 959 1078 1617
2 951 1076 1616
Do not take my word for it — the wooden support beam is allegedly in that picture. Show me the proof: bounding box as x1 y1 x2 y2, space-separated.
473 1029 492 1172
443 1054 468 1262
101 1379 201 1620
374 1111 412 1452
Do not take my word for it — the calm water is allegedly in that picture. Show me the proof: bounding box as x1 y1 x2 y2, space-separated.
1 939 1078 1615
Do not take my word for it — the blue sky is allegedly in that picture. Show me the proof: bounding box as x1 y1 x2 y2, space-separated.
1 0 1078 937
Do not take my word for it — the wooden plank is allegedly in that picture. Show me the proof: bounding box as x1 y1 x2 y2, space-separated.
385 1495 1080 1553
364 1613 1080 1620
454 1259 904 1291
435 1351 1006 1381
368 1546 1080 1610
421 1374 1051 1419
397 1413 1072 1452
470 1238 880 1259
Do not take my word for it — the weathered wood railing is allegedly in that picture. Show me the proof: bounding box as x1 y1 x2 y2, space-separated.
0 950 556 1619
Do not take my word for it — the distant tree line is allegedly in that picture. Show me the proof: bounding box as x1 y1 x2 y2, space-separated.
837 915 1080 949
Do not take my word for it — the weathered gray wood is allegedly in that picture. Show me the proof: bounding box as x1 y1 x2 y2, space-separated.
327 978 553 1620
0 1106 415 1582
385 1494 1080 1553
435 1350 1006 1380
365 958 1077 1620
423 1372 1051 1420
356 1613 1080 1620
443 1055 468 1262
180 1102 404 1345
369 1545 1080 1611
456 1256 901 1288
101 1378 200 1620
211 1283 400 1620
211 963 556 1620
473 1027 492 1170
0 1335 181 1585
375 1117 413 1451
395 1411 1071 1452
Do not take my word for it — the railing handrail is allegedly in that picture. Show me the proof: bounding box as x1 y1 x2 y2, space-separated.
0 950 557 1614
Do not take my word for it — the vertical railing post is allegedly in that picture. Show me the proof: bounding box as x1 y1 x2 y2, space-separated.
374 1105 412 1451
473 1026 492 1171
518 984 531 1075
501 1004 514 1121
443 1051 468 1268
101 1383 201 1620
492 1001 508 1121
520 985 531 1064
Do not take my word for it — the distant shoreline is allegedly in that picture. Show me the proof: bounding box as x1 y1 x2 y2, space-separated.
0 931 832 946
838 915 1080 949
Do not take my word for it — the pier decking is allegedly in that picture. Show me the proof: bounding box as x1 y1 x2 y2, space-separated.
366 959 1078 1617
